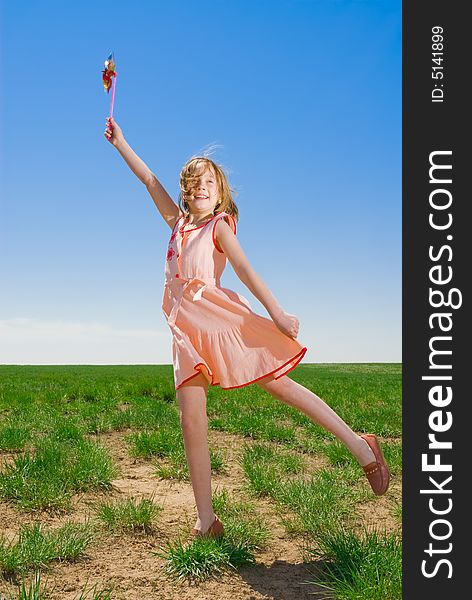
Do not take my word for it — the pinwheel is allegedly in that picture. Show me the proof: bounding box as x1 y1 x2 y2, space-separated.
102 52 117 119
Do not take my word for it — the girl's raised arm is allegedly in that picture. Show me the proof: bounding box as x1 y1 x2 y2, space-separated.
104 117 181 230
215 219 300 340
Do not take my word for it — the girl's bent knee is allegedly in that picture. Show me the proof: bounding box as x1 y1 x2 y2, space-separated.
257 374 292 394
256 373 276 388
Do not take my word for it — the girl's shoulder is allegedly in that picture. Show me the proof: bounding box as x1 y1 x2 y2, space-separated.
212 211 237 253
170 213 185 235
213 211 236 234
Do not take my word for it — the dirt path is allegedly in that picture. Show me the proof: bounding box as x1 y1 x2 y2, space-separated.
0 428 399 599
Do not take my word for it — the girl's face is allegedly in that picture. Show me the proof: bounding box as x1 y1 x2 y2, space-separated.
187 167 219 214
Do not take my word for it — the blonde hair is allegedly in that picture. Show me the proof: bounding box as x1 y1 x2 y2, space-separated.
178 155 239 222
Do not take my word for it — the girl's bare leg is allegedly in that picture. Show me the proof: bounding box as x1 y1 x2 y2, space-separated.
176 372 216 532
256 374 376 466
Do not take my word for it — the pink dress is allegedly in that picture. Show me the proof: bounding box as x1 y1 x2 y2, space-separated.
161 210 307 390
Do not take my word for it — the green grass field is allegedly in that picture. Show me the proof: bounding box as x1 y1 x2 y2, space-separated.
0 363 401 600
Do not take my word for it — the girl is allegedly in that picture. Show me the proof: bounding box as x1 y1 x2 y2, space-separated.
104 116 390 541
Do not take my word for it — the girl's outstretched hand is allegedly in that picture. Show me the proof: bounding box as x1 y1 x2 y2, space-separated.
272 310 300 339
104 116 124 147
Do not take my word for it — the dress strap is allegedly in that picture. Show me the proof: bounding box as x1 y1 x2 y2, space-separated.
212 211 236 253
216 211 236 234
169 214 184 238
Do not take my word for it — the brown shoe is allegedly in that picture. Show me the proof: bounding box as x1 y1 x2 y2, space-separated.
361 434 390 496
190 515 225 540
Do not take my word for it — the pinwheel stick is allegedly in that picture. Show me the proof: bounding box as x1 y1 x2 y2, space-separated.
110 72 117 119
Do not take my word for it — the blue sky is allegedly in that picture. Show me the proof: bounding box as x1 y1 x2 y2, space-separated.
0 0 401 365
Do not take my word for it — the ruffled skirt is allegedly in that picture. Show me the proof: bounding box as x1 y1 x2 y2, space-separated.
162 283 307 390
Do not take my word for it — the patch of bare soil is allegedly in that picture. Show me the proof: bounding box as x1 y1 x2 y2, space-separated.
0 429 400 599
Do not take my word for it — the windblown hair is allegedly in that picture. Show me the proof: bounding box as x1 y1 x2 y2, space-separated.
178 156 239 222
